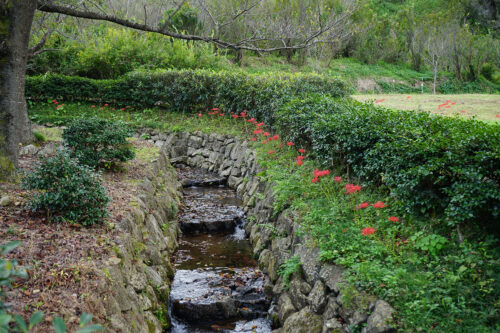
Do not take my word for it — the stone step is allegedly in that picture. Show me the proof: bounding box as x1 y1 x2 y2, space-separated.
170 268 271 323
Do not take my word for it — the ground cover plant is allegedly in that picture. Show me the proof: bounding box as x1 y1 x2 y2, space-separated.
27 100 500 332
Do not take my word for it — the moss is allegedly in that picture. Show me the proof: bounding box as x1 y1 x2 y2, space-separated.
153 304 171 330
0 154 14 181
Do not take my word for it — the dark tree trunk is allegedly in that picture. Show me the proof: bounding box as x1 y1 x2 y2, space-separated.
0 0 35 179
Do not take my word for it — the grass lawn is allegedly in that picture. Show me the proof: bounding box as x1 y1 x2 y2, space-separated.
352 94 500 123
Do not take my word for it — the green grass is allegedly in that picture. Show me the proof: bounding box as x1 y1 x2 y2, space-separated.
28 101 500 333
352 94 500 123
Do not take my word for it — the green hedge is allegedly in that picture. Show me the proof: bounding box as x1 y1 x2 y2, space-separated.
25 70 349 126
275 95 500 227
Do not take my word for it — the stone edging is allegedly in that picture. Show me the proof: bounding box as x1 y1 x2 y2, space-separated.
85 151 182 333
153 129 396 333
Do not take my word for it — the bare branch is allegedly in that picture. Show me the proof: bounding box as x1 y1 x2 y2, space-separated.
36 0 356 52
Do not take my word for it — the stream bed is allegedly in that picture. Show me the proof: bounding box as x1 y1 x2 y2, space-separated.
168 165 272 333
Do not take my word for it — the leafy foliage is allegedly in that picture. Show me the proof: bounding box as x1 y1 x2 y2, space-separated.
22 150 110 225
25 70 349 127
62 118 134 168
275 95 500 228
277 255 301 289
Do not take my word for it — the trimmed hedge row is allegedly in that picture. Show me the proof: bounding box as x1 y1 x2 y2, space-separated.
25 70 349 126
275 95 500 227
26 71 499 227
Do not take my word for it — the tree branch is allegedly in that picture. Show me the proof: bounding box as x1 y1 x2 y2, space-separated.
159 0 187 32
36 0 352 52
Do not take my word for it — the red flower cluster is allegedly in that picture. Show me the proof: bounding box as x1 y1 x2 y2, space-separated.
334 176 342 183
287 141 294 146
355 202 370 210
268 150 275 155
296 155 304 166
345 184 362 194
388 216 399 222
373 201 386 209
298 148 306 154
312 169 329 183
362 227 376 236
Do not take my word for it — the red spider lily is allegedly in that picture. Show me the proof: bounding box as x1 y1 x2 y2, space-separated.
240 111 247 117
279 144 284 148
373 201 386 209
296 155 304 161
388 216 399 222
267 137 273 141
263 132 270 136
287 141 294 146
104 103 109 107
256 122 264 127
460 110 466 113
121 108 125 111
56 105 62 109
334 176 342 183
313 169 330 178
248 118 255 122
219 113 225 116
312 177 319 183
298 148 306 153
91 105 95 108
345 184 362 194
232 115 239 119
356 202 370 210
211 108 220 111
268 150 275 155
52 99 57 103
451 102 456 105
406 96 411 99
296 160 303 166
445 105 451 108
362 227 376 236
198 113 203 117
251 137 257 141
272 135 279 140
253 129 263 135
374 99 385 104
262 141 267 145
496 115 500 118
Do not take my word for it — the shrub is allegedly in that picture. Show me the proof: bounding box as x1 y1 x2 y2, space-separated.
276 95 500 228
22 150 110 225
33 131 47 143
25 70 349 126
63 118 134 168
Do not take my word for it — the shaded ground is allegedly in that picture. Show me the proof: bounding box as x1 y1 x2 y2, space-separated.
352 94 500 123
0 133 159 331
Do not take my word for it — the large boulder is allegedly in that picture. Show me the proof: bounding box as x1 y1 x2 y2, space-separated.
282 307 323 333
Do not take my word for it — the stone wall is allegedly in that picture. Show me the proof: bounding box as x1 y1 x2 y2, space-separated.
85 151 182 333
154 129 396 333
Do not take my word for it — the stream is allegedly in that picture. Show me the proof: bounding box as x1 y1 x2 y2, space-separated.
168 165 272 333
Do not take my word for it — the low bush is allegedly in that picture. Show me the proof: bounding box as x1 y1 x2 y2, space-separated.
275 95 500 228
25 70 349 126
22 150 110 225
63 118 134 168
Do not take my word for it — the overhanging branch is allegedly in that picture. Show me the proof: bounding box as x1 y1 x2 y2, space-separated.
36 0 354 52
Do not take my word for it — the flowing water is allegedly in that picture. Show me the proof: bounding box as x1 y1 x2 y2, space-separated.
168 165 272 333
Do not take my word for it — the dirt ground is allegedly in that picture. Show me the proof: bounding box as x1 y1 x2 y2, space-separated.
0 136 159 331
352 94 500 123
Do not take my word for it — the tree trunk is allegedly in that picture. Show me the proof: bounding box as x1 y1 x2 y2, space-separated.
0 0 36 179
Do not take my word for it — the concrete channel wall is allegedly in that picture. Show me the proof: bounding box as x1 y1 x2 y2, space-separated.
150 129 396 333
